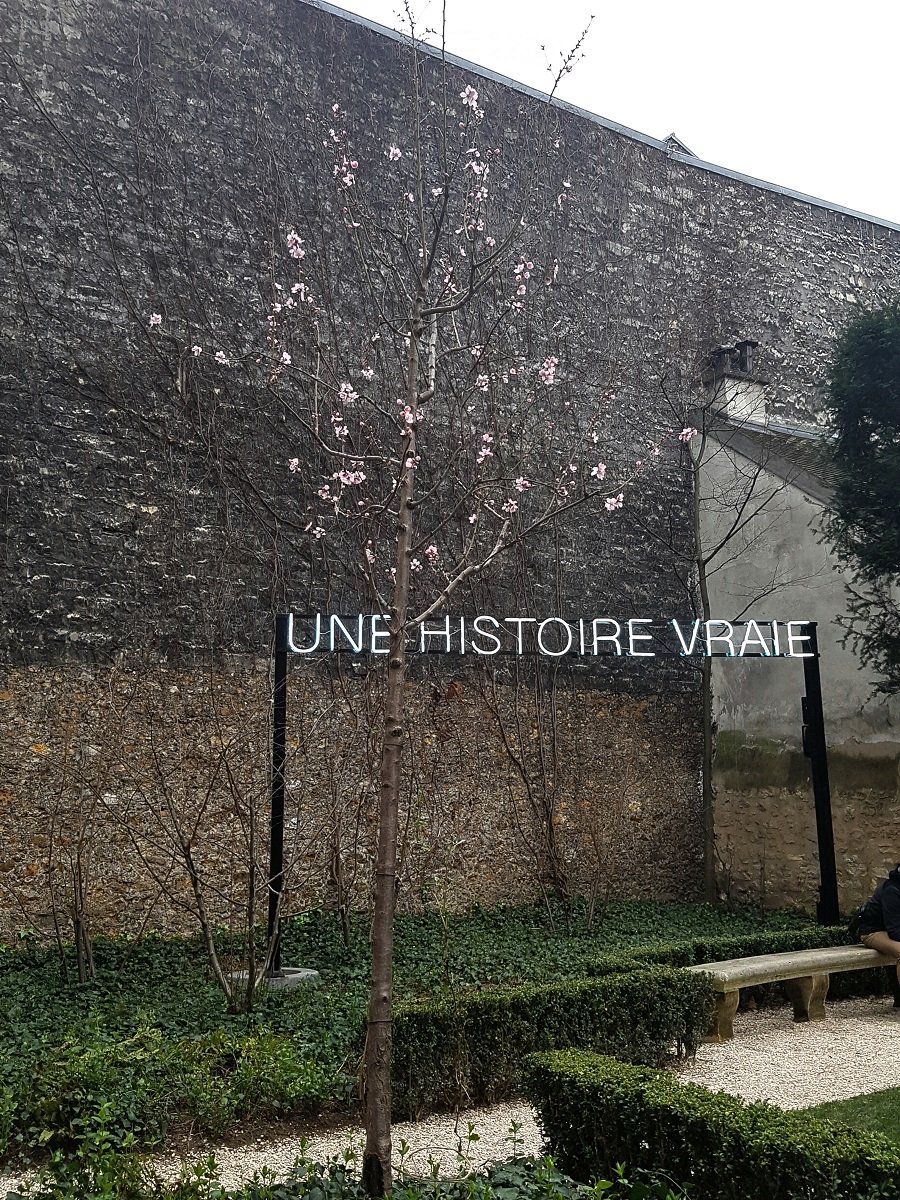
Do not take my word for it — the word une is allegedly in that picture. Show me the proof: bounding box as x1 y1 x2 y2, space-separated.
284 614 814 659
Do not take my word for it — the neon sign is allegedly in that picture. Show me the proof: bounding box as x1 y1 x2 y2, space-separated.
283 614 814 658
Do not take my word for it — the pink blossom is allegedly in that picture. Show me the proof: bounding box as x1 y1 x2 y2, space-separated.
424 544 439 565
590 463 607 481
388 145 402 160
287 458 300 472
365 546 376 565
214 350 230 366
410 557 423 572
460 85 479 109
514 477 531 492
148 313 162 328
191 345 203 357
333 467 366 486
678 426 698 442
286 230 306 260
538 355 559 387
475 373 490 392
317 485 331 499
360 367 375 380
339 382 359 404
485 236 496 248
502 499 519 514
281 351 292 365
398 401 424 428
605 493 624 512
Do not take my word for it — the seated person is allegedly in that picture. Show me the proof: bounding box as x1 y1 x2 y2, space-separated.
851 865 900 1005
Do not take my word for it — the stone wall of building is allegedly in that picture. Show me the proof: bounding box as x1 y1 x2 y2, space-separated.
714 735 900 912
3 0 900 933
0 659 701 941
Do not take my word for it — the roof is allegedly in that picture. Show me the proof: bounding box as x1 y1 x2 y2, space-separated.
300 0 900 235
708 417 839 505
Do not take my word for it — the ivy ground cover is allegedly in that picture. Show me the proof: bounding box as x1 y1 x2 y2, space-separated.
0 900 806 1161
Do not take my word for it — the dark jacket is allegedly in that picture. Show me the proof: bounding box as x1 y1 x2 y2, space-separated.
858 866 900 941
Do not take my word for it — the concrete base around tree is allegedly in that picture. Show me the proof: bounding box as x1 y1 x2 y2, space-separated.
227 966 321 991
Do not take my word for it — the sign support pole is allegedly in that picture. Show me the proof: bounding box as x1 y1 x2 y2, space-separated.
267 613 290 975
800 622 840 925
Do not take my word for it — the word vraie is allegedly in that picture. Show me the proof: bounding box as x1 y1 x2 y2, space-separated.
285 614 814 658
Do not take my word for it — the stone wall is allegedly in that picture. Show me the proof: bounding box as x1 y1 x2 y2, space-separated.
3 0 900 933
0 659 701 941
714 734 900 912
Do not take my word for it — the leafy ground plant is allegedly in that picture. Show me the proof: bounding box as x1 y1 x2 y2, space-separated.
8 1147 690 1200
0 901 805 1161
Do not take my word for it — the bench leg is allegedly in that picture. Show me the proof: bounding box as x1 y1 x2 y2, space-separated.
784 973 829 1022
705 989 740 1042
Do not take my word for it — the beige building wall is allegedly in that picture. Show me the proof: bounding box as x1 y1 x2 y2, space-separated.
703 440 900 912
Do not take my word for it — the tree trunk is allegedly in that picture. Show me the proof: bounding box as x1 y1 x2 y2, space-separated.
700 651 716 901
362 300 423 1198
691 444 717 902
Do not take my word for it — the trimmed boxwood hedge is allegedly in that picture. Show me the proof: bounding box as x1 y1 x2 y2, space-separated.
583 924 895 1000
524 1049 900 1200
390 925 890 1122
391 967 714 1120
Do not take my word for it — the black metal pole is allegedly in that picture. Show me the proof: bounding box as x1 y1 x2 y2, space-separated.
267 613 290 975
800 622 840 925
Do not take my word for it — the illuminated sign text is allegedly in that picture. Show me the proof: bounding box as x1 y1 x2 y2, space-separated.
284 614 814 658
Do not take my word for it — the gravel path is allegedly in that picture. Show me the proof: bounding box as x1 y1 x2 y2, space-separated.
3 995 898 1193
672 993 900 1108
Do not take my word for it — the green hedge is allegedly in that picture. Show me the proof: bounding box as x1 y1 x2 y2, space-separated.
583 925 893 999
390 925 890 1123
391 967 714 1120
585 925 850 973
524 1050 900 1200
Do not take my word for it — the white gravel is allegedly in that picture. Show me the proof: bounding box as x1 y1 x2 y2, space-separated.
155 1102 546 1189
671 993 900 1108
3 995 898 1193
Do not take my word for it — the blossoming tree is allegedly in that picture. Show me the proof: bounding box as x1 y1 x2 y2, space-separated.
145 32 684 1194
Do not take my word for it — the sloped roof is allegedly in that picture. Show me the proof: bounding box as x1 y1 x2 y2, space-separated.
302 0 900 234
708 417 838 505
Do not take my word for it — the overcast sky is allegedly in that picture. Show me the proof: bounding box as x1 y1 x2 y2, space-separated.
328 0 900 226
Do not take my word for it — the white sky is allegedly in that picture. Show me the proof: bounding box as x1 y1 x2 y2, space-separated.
329 0 900 226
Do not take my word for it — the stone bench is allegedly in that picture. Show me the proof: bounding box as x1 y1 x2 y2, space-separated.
685 945 896 1041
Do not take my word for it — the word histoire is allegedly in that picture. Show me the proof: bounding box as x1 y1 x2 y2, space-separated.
284 613 815 659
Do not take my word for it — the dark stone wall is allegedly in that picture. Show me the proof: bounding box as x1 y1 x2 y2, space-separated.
2 0 900 928
4 0 899 663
